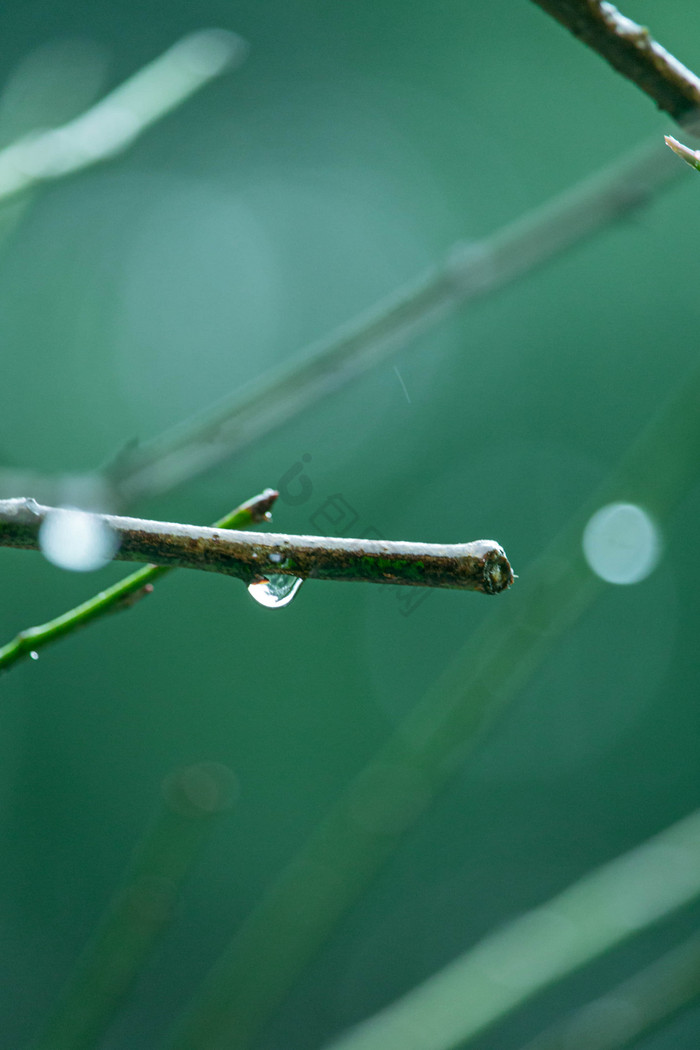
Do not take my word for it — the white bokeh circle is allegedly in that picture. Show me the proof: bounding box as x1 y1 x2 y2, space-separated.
39 507 118 572
583 502 660 585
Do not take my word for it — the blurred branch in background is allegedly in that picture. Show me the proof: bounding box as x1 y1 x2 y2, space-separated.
324 808 700 1050
2 4 697 510
159 353 700 1050
0 487 278 673
0 28 247 205
28 761 238 1050
4 11 700 1050
92 0 700 512
529 0 700 122
99 134 682 508
0 132 682 508
0 29 246 344
518 929 700 1050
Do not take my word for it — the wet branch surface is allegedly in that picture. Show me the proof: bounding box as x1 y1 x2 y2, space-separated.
530 0 700 121
0 493 513 673
0 497 512 592
0 489 278 673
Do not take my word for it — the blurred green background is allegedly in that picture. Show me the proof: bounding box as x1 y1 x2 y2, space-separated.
1 1 700 1048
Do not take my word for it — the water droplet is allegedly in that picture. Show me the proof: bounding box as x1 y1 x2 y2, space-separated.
247 574 303 609
583 502 660 585
29 650 39 660
39 507 119 572
268 552 284 563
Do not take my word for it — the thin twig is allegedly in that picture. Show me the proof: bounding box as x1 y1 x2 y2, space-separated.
665 133 700 171
529 0 700 122
0 133 675 508
0 488 278 673
0 498 513 589
323 808 700 1050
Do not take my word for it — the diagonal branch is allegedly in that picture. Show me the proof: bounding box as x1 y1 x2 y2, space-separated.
100 135 682 507
518 927 700 1050
323 807 700 1050
665 133 700 172
159 350 700 1050
0 130 683 508
529 0 700 121
0 29 248 204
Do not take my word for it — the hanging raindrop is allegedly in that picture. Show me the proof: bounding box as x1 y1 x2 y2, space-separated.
247 574 303 609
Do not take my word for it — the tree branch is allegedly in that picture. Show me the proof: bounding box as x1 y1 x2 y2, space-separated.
529 0 700 121
0 497 512 593
665 133 700 172
0 494 513 673
0 488 279 673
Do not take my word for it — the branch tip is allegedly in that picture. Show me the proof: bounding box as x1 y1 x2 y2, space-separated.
664 133 700 171
531 0 700 121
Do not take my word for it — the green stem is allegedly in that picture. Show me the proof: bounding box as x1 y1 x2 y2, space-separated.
0 488 278 673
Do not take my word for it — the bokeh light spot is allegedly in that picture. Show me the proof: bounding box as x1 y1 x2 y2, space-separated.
583 502 660 585
39 507 119 572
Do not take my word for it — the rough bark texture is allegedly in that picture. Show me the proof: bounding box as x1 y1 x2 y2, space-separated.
531 0 700 121
0 498 514 594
